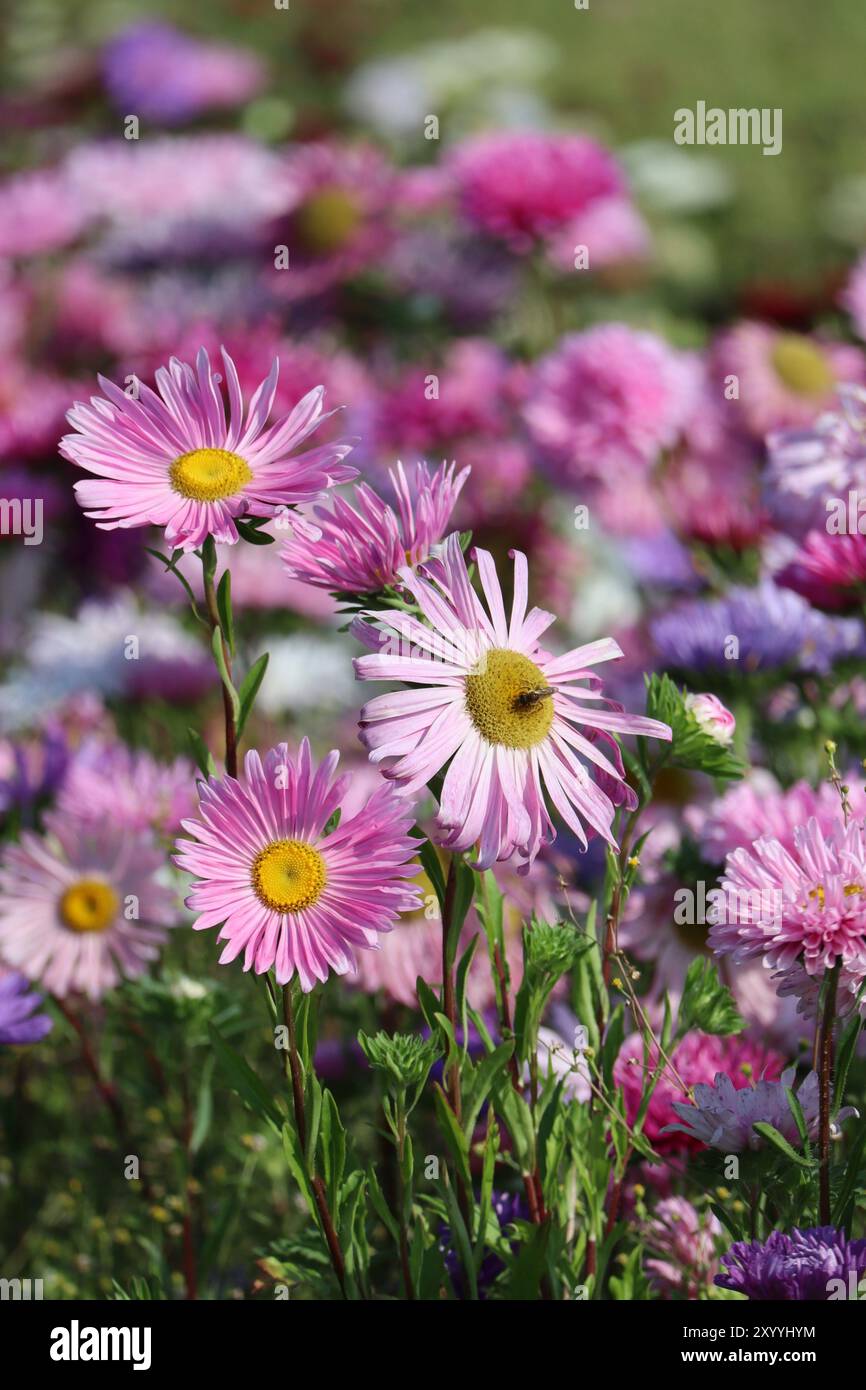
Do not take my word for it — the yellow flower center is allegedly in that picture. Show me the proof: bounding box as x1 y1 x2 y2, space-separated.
169 448 253 503
252 839 327 914
59 878 119 934
464 648 555 749
770 334 835 397
295 187 362 254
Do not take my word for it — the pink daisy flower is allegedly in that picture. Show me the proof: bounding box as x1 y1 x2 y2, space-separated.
709 815 866 1013
267 141 403 301
60 345 356 552
523 324 700 488
545 195 651 275
174 740 422 991
448 131 624 252
281 460 469 595
353 534 670 871
713 322 863 439
0 813 176 1000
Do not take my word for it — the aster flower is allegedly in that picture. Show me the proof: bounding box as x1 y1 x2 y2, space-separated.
695 770 866 863
0 971 53 1045
57 739 197 838
0 813 176 999
523 324 700 488
174 740 422 991
614 1030 783 1152
353 534 670 872
0 727 68 816
267 141 402 301
102 21 264 124
767 384 866 502
666 1067 820 1151
0 592 211 733
545 196 652 275
448 131 624 252
281 461 469 596
643 1198 721 1299
713 323 862 438
0 169 86 258
778 529 866 612
716 1227 866 1300
651 579 866 676
60 345 356 552
709 815 866 1015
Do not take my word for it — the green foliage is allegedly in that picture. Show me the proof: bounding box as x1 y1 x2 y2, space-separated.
645 673 745 781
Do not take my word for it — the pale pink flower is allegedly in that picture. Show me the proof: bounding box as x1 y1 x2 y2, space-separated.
666 1067 820 1151
58 739 197 838
643 1198 721 1299
60 345 356 552
175 740 421 991
353 534 670 871
0 813 176 1000
713 322 863 438
545 196 651 274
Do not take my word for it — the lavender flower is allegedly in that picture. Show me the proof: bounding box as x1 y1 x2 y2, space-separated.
666 1068 820 1151
651 580 866 676
0 972 52 1045
716 1227 866 1300
767 385 866 501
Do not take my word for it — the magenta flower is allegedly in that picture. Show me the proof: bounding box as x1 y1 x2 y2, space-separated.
448 131 624 252
779 529 866 613
714 323 862 438
709 816 866 1013
523 324 699 487
60 346 356 553
0 813 176 1000
175 741 422 992
281 461 469 595
353 534 670 871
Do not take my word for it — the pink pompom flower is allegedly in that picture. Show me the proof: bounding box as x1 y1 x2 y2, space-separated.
709 816 866 1014
353 533 670 872
60 346 356 552
448 131 624 253
175 740 422 992
523 324 699 487
0 813 176 1000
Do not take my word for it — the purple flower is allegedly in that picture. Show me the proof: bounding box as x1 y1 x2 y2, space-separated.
440 1191 526 1298
0 971 52 1045
651 580 866 675
102 23 263 125
716 1227 866 1300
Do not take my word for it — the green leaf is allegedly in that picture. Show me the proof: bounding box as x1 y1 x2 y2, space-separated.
418 840 446 913
236 517 275 544
187 727 216 779
216 570 235 657
678 957 744 1038
752 1122 813 1167
835 1011 864 1111
208 1024 282 1131
190 1056 215 1154
211 626 240 723
500 1220 550 1300
236 652 269 738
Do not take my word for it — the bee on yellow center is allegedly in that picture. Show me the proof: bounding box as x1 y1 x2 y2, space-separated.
464 649 555 749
